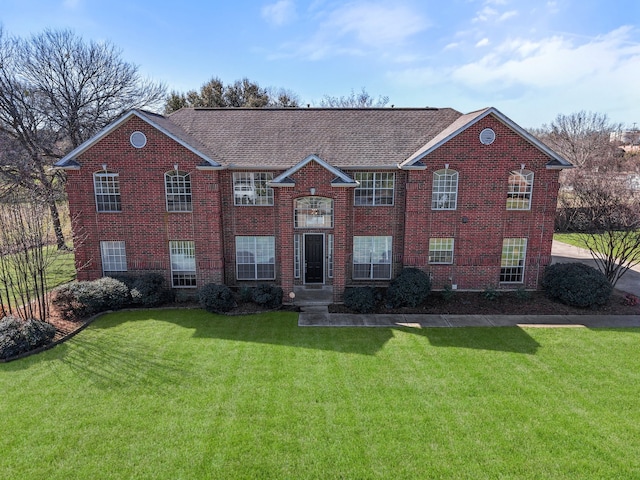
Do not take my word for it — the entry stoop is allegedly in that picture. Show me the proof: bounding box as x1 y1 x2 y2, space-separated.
293 285 333 307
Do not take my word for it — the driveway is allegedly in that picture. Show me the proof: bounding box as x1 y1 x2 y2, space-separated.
551 240 640 297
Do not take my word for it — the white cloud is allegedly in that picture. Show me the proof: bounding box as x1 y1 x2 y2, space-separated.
476 38 490 47
275 2 429 60
387 26 640 125
473 6 498 22
63 0 81 9
498 10 517 21
262 0 296 26
326 3 428 48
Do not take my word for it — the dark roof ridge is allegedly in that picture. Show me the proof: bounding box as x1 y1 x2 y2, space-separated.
182 106 448 112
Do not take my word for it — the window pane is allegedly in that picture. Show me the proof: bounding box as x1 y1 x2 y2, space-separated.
170 241 196 287
432 169 458 210
354 172 394 206
233 172 274 205
352 236 392 279
94 173 121 212
500 238 527 282
100 241 127 273
429 238 454 264
507 170 534 210
165 171 192 212
294 197 333 228
235 236 275 280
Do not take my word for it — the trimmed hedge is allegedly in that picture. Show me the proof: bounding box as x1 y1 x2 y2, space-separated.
386 268 431 308
251 284 283 309
112 273 172 307
542 262 612 308
0 316 56 360
199 283 236 313
344 287 379 313
51 277 130 320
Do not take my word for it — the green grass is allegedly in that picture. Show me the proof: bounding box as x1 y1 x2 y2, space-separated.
1 246 75 305
554 232 587 249
2 310 640 479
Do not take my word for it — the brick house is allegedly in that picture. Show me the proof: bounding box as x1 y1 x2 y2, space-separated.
55 107 572 302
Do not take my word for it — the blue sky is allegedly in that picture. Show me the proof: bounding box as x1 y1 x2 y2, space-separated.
2 0 639 127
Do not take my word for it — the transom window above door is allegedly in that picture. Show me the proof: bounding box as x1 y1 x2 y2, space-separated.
294 197 333 228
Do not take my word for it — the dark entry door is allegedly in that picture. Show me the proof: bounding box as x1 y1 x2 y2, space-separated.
304 234 323 283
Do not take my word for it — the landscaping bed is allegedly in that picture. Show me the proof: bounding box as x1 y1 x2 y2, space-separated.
329 288 640 315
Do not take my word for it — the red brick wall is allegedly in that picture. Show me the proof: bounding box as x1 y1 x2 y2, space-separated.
65 113 562 301
66 116 224 287
402 115 559 290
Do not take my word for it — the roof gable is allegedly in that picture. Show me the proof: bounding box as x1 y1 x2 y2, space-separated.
400 107 573 170
54 110 221 169
269 154 358 188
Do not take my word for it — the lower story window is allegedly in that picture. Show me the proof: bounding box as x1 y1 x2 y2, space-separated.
429 238 454 264
353 236 392 280
236 236 276 280
170 241 197 287
500 238 527 283
100 241 127 275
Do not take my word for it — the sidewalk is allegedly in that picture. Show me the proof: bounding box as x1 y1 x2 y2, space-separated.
298 240 640 328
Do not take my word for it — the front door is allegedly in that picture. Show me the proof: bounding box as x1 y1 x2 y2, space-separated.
304 234 324 283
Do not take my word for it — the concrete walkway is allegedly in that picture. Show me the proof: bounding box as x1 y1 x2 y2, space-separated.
298 241 640 328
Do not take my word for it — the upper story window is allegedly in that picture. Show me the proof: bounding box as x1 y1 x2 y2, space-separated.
233 172 274 206
94 172 121 212
432 169 458 210
165 170 192 212
507 170 534 210
294 197 333 228
354 172 394 206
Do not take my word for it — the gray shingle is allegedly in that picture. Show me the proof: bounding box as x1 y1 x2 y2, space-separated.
166 107 462 168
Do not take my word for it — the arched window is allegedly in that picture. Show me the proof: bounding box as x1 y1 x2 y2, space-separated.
294 197 333 228
507 170 534 210
432 169 458 210
165 170 192 212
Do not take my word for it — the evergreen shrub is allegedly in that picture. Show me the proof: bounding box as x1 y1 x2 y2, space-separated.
542 262 612 308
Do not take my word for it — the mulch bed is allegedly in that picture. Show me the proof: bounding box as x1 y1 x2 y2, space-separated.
328 289 640 316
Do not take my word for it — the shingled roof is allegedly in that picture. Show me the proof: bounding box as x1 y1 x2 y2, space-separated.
167 107 462 169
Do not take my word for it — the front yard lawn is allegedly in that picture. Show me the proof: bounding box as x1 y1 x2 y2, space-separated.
2 310 640 478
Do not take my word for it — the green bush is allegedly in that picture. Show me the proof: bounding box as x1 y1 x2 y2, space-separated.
542 262 612 308
238 286 254 304
385 268 431 308
251 284 283 309
344 287 379 313
441 284 455 302
199 283 236 313
482 285 501 301
113 273 172 307
0 316 56 360
51 277 130 320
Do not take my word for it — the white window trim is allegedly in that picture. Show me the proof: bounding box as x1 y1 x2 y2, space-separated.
354 172 395 206
233 172 274 206
327 234 334 279
352 236 393 280
431 169 458 211
507 170 534 211
294 234 301 279
169 241 197 288
100 241 127 274
165 170 192 212
94 172 121 212
500 238 527 283
294 196 333 229
428 238 454 264
235 236 276 280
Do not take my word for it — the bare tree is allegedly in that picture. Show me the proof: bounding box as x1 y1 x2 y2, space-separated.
0 190 66 321
164 77 300 113
569 172 640 286
318 88 389 108
0 28 166 248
